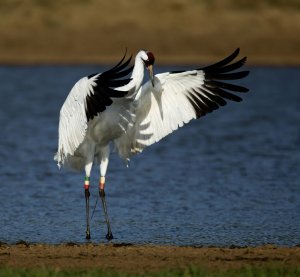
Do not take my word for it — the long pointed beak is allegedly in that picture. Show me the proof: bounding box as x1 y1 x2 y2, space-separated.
147 65 154 87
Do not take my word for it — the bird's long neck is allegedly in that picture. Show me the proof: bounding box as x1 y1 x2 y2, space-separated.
130 53 145 91
118 52 145 96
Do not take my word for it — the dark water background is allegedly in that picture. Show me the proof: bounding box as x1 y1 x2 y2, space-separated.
0 65 299 246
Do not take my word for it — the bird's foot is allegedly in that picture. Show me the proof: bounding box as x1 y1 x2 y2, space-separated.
106 232 113 241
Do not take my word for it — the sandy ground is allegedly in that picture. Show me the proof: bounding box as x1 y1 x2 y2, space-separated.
0 242 299 273
0 1 300 65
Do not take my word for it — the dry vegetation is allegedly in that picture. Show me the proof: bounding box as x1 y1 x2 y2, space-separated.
0 0 299 64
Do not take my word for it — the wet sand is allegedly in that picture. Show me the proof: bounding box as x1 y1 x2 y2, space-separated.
0 242 299 273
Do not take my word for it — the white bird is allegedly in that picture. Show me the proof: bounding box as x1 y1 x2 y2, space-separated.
55 48 249 240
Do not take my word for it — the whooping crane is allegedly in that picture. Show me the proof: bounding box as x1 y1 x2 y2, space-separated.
55 48 249 240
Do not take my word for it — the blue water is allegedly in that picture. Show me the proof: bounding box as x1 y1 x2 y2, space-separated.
0 65 299 246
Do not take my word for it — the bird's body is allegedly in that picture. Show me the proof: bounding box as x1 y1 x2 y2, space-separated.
55 48 249 240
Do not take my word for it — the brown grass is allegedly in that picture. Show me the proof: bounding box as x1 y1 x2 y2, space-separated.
0 0 300 65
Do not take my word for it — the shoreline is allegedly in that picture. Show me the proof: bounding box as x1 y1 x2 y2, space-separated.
0 55 299 67
1 242 299 273
0 57 300 67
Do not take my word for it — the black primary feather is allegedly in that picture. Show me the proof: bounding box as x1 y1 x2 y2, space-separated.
186 48 249 118
85 52 133 121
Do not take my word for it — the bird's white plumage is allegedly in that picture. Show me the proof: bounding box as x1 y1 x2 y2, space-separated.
55 51 147 169
114 70 206 159
55 74 100 167
55 48 249 171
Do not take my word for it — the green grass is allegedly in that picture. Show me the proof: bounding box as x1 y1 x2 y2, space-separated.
0 267 300 277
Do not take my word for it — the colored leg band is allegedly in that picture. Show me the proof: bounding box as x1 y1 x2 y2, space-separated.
84 176 90 190
99 176 105 190
100 176 105 184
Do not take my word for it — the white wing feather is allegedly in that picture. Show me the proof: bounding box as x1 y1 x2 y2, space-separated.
114 70 205 160
54 74 99 167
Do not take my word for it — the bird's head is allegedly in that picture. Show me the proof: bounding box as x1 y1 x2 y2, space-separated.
141 51 155 87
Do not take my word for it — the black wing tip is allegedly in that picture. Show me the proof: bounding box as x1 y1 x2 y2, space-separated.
243 70 250 77
234 47 240 55
108 51 133 74
201 48 248 72
231 48 249 62
187 48 249 118
85 49 134 121
228 48 240 62
203 48 249 82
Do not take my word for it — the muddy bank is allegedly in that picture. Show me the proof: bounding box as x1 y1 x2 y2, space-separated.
0 243 299 273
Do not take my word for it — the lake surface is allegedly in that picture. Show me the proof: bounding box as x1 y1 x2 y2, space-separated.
0 65 299 246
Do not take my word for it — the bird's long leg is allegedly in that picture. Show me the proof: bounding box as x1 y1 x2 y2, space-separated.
99 146 113 240
84 150 94 240
99 177 113 240
84 176 91 239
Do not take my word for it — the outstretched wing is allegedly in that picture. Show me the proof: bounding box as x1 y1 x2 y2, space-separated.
115 48 249 160
55 53 133 167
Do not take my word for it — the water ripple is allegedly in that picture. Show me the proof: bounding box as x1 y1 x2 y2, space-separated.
0 65 299 246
